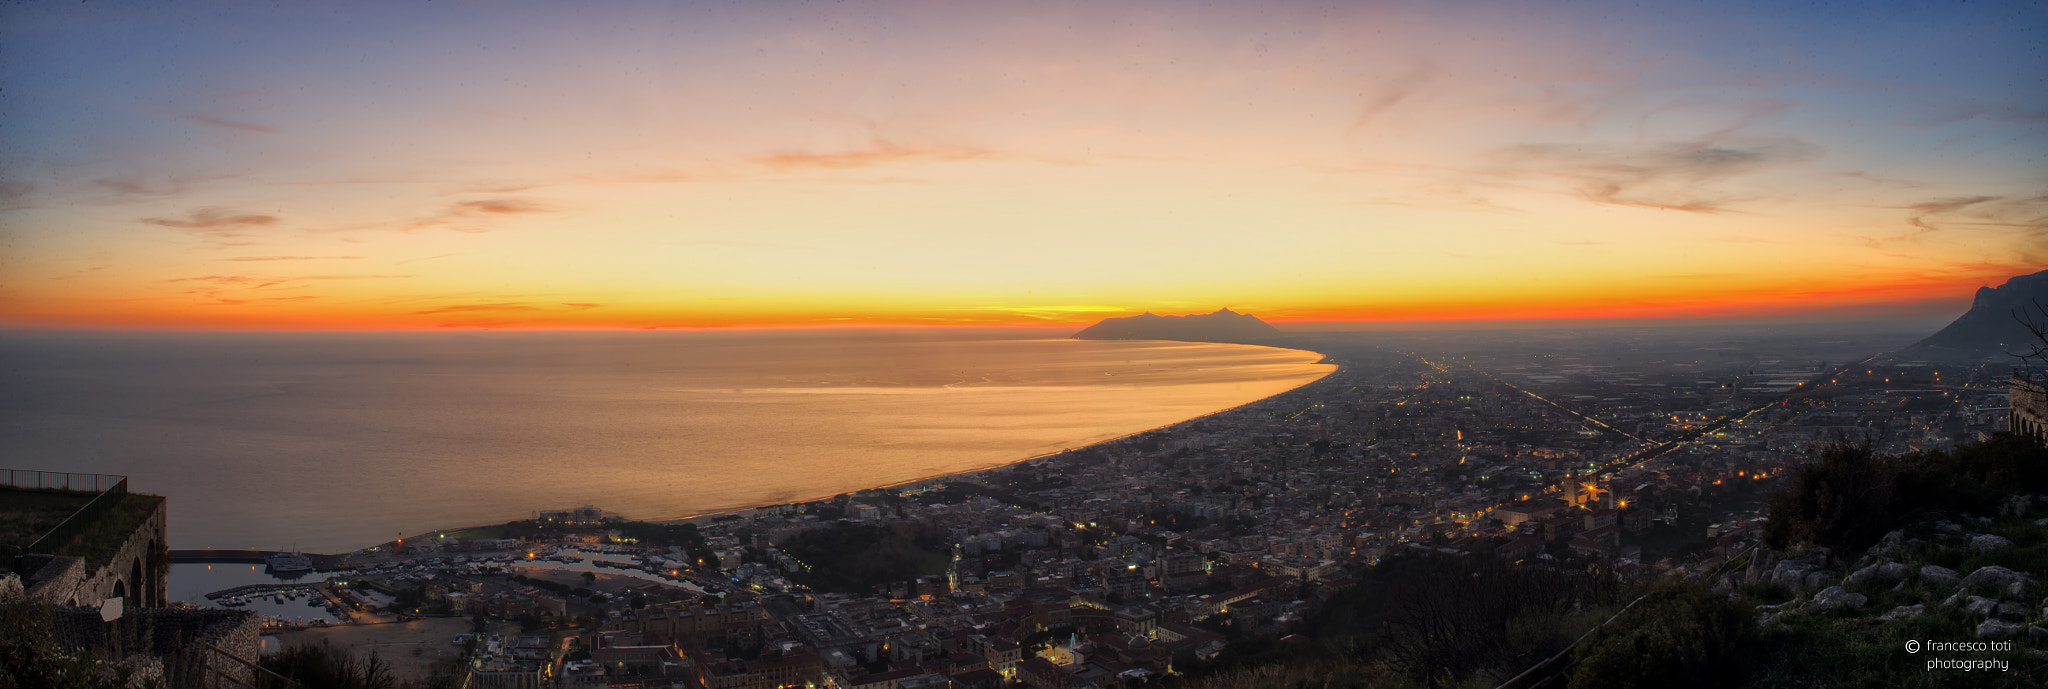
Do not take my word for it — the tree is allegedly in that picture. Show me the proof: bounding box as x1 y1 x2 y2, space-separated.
1568 583 1754 689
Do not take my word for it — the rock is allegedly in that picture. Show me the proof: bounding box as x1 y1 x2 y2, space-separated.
2034 517 2048 527
1971 534 2014 551
1963 596 1999 617
2011 579 2033 599
1921 565 1960 586
1880 530 1905 547
1803 571 1835 591
1878 562 1909 581
1934 520 1963 534
1977 619 2025 639
1941 591 1968 608
1959 565 2026 593
1809 586 1867 613
1997 601 2028 620
2032 625 2048 641
1774 568 1809 592
1848 561 1909 586
1878 604 1926 621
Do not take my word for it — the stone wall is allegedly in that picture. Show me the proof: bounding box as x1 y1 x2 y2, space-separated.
34 603 260 689
15 497 169 608
2012 374 2048 443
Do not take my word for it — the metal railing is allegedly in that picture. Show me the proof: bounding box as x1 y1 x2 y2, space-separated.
1 469 126 493
2 469 131 562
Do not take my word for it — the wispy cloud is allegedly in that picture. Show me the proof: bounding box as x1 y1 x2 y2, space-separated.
219 256 363 262
1486 137 1823 213
1896 195 2006 233
142 207 279 230
754 144 992 172
411 301 601 315
945 305 1129 321
162 273 412 299
402 197 553 233
181 114 280 134
142 207 283 246
0 179 33 210
453 198 549 214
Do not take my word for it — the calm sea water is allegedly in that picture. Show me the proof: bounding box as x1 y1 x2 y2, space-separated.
0 329 1330 552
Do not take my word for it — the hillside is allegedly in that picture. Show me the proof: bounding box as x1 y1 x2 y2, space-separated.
1895 270 2048 362
1071 308 1284 344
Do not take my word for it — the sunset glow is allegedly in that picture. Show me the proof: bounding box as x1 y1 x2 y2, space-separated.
2 1 2042 330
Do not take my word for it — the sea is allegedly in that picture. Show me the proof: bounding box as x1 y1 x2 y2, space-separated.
0 328 1331 553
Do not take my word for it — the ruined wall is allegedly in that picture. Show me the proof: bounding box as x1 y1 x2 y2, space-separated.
35 604 260 689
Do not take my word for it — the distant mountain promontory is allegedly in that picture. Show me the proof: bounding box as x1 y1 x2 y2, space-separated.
1071 308 1284 344
1894 269 2048 361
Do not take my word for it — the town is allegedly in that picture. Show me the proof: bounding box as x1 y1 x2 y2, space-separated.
181 327 2016 688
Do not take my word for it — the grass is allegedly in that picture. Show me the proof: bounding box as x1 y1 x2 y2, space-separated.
0 487 96 547
42 493 164 573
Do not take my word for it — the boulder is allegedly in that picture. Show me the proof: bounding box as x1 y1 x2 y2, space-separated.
1809 586 1867 613
1774 567 1810 592
1963 596 1999 617
1971 534 2014 551
1977 619 2025 639
1878 561 1910 581
2032 625 2048 641
1997 601 2028 620
1959 565 2027 593
1933 520 1963 534
1847 561 1910 586
1921 565 1960 586
1877 604 1925 621
1803 571 1835 591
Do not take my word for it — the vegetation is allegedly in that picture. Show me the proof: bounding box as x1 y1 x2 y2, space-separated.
780 521 950 594
1170 551 1629 689
1762 434 2048 553
1567 582 1755 689
0 603 157 689
263 641 465 689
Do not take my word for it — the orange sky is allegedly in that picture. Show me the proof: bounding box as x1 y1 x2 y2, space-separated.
2 1 2042 331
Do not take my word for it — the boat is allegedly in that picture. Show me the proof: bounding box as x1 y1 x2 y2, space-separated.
266 552 315 574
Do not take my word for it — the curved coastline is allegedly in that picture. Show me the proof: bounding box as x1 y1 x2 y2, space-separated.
374 341 1337 549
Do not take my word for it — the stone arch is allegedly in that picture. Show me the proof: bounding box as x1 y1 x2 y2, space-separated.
128 556 143 604
112 578 127 601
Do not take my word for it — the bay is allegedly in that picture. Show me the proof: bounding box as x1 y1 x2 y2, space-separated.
0 328 1331 552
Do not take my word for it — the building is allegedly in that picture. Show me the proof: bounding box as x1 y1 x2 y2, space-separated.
2 470 169 608
3 470 259 688
2010 372 2048 442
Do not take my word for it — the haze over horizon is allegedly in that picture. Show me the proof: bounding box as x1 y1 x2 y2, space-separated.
2 0 2043 331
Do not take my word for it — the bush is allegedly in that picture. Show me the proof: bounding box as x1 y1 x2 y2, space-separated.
1762 435 2048 553
1568 582 1754 689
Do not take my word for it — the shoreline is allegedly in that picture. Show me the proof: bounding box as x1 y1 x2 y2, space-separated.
353 341 1337 553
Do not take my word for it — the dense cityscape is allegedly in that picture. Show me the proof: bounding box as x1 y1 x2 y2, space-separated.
190 324 2020 688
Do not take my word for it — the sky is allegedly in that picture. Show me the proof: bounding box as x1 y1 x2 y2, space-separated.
1 0 2043 331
